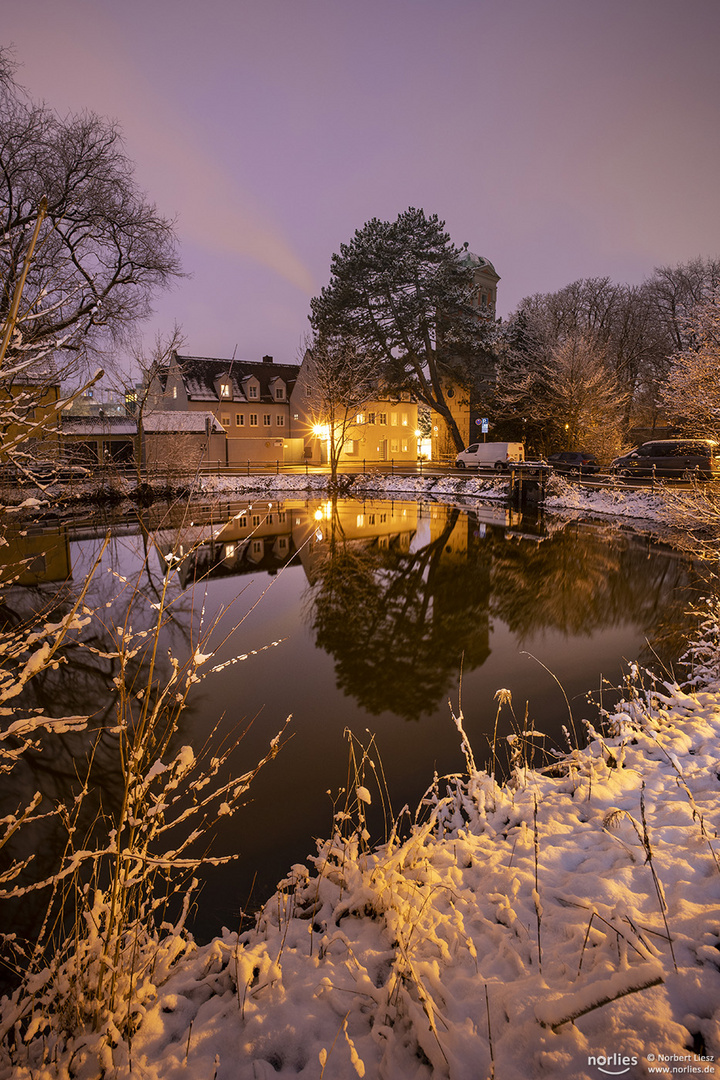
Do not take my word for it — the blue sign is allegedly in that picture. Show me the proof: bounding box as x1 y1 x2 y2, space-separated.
481 418 489 433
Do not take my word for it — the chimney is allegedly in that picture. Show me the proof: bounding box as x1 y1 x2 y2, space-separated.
262 354 273 365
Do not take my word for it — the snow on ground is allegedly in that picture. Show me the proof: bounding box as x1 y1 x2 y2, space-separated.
198 470 672 525
4 471 717 1080
6 608 720 1079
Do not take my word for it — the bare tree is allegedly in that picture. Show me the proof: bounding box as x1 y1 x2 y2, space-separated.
497 332 627 459
301 334 377 483
0 48 181 387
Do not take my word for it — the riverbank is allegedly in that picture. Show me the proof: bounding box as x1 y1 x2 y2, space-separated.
3 598 720 1079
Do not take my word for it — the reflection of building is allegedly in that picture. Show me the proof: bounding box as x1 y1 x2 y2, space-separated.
150 352 303 465
0 525 71 585
291 353 419 465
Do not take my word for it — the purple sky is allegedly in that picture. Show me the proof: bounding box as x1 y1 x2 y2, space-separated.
5 0 720 369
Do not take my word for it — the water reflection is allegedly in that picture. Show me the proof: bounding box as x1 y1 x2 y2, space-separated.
0 496 712 945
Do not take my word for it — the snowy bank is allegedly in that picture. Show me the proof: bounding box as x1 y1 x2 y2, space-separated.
5 608 720 1079
197 470 672 525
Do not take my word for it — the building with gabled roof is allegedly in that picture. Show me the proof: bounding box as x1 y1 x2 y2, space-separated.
150 352 303 464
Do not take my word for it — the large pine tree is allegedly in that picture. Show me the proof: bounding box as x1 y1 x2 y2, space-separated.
310 208 491 453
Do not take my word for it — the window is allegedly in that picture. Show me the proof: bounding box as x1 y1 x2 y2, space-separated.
378 412 387 425
276 414 285 427
401 439 408 452
221 415 230 429
248 384 258 398
267 513 273 524
368 514 375 525
277 537 288 550
345 440 358 455
252 514 261 527
391 413 398 426
250 414 258 426
367 412 376 425
305 384 312 398
263 414 271 426
293 413 299 420
252 540 263 555
356 514 364 527
220 382 231 399
238 514 247 527
356 412 365 424
172 386 177 400
391 439 399 453
275 386 285 400
401 412 408 426
236 413 244 426
278 512 286 523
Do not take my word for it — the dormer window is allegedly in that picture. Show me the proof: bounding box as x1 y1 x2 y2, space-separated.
248 384 259 399
219 382 231 399
275 385 285 400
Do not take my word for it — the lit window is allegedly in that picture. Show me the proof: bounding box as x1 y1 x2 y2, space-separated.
172 386 177 399
391 439 399 453
293 413 299 420
402 439 408 452
356 514 364 527
263 414 271 426
356 412 365 424
276 414 284 427
250 414 258 426
236 413 244 426
401 412 408 426
220 383 231 399
391 413 398 426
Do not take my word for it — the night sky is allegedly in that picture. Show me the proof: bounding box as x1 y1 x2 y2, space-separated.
5 0 720 368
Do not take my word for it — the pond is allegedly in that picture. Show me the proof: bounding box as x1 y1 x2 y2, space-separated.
1 494 709 944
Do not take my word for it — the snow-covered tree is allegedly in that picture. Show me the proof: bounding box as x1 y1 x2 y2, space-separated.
660 293 720 441
310 208 493 454
497 332 627 459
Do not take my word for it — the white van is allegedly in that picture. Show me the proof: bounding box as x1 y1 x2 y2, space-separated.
455 441 525 471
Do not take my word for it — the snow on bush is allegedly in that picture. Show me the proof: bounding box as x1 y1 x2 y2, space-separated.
5 605 720 1079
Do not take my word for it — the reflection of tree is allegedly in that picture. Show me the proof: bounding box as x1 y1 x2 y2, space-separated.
488 521 706 667
309 507 491 720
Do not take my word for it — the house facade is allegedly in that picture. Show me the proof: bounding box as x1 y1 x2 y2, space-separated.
151 352 303 464
290 351 418 465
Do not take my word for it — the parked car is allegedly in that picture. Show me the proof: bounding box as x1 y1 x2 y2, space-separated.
611 439 720 479
455 441 525 471
547 451 601 475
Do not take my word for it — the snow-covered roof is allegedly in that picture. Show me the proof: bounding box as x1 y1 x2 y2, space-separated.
143 411 224 434
60 416 137 436
458 247 500 279
170 354 300 403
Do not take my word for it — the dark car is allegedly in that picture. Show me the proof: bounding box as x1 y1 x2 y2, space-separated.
611 439 720 479
547 451 601 475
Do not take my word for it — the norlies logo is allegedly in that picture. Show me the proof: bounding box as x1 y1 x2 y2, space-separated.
588 1053 639 1075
